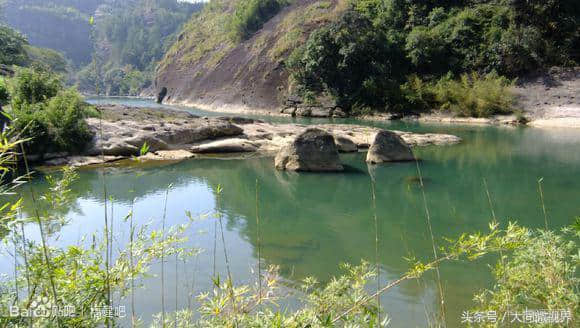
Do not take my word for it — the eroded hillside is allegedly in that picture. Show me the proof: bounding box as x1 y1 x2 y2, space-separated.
155 0 348 111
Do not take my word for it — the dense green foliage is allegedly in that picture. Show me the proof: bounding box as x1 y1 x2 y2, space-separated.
23 45 68 74
77 0 202 95
0 24 28 66
0 78 8 107
1 0 96 65
6 68 95 154
288 0 580 115
0 22 69 75
228 0 288 41
2 0 201 95
473 229 580 326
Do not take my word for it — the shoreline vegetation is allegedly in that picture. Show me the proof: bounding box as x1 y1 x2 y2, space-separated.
0 1 579 327
0 136 578 326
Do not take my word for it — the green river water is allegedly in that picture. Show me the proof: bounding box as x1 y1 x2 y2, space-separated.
2 97 579 327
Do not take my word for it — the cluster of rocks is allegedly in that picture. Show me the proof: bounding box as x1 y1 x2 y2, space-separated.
280 97 347 118
36 105 461 167
274 128 415 172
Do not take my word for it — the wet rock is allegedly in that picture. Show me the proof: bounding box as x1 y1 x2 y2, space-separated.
139 150 195 161
366 130 414 164
157 87 168 104
216 116 263 124
295 107 312 117
275 128 343 172
281 106 297 116
310 107 332 118
332 107 347 118
334 135 358 153
191 138 258 153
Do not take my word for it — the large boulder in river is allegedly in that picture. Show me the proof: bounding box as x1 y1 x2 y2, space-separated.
366 130 414 164
275 128 343 172
334 135 358 153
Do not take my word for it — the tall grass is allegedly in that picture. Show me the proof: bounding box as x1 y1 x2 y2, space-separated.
18 144 62 328
404 72 515 118
432 72 515 118
415 158 447 326
161 185 172 327
538 178 549 229
255 179 262 302
368 169 381 324
129 198 136 327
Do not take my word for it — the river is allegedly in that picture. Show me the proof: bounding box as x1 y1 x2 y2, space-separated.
2 97 579 327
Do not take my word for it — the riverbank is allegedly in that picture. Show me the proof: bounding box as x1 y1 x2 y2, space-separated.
36 105 461 167
162 67 580 129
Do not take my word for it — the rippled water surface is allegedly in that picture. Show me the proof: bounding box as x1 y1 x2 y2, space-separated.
2 97 579 327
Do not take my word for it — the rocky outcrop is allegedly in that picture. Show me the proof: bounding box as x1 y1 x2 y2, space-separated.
275 128 343 172
280 99 348 118
38 105 461 167
85 106 243 156
366 130 415 164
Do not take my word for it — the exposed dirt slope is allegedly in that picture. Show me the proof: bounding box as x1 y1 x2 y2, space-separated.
514 67 580 128
155 0 347 112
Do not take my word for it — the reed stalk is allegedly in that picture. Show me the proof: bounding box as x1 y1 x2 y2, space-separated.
415 159 446 326
368 171 380 324
255 179 262 302
332 253 456 324
161 186 171 328
175 251 178 328
19 144 61 328
19 218 32 328
12 231 19 305
215 185 237 325
129 198 136 328
537 178 549 229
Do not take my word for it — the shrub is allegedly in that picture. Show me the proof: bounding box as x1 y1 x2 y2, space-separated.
432 72 515 117
0 78 9 108
0 25 29 66
228 0 287 42
23 45 69 74
42 88 94 152
288 9 409 112
8 67 62 110
473 228 579 321
8 68 95 154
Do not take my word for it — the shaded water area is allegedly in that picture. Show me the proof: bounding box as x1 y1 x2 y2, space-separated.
2 97 580 327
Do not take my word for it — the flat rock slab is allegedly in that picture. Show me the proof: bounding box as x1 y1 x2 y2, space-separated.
139 150 196 161
191 138 259 153
85 106 243 156
43 155 125 167
40 105 462 167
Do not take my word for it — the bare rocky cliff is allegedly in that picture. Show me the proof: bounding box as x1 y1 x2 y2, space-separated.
155 0 346 112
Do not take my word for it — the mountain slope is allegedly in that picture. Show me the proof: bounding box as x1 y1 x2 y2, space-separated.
157 0 579 115
155 0 348 110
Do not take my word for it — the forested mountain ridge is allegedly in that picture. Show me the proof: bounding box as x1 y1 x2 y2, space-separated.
0 0 101 66
0 0 203 95
156 0 579 116
77 0 203 95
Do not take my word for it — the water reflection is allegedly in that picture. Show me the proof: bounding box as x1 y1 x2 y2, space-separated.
3 99 580 327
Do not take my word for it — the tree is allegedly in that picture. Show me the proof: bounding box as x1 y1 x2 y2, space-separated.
0 25 29 66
